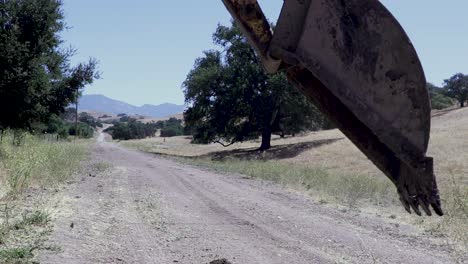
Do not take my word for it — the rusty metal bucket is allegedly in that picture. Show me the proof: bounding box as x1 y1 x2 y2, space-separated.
222 0 443 215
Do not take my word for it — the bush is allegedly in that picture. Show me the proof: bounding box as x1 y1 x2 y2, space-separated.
68 123 94 138
79 112 103 128
160 128 179 137
159 118 184 137
428 83 454 109
431 93 453 110
105 120 157 140
106 118 187 140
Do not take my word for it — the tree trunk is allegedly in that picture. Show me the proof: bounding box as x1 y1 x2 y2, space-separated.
259 126 272 151
461 101 465 107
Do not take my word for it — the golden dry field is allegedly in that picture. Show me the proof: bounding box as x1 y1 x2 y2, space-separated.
122 107 467 181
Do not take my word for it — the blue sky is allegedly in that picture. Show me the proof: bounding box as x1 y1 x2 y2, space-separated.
61 1 467 106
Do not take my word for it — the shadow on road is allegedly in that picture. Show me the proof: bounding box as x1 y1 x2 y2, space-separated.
198 138 343 161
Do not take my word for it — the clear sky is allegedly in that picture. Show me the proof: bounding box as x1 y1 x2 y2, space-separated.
61 1 467 106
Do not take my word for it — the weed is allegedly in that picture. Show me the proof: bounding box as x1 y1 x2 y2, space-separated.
0 131 90 197
13 211 49 230
186 158 396 209
0 226 6 245
0 246 34 263
434 173 468 244
0 131 90 262
93 162 111 173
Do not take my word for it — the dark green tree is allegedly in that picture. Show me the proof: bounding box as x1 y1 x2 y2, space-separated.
443 73 468 107
427 83 453 110
104 119 161 140
160 118 184 137
0 0 98 131
183 23 330 150
79 112 102 128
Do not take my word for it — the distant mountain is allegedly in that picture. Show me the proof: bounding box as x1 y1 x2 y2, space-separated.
78 94 185 118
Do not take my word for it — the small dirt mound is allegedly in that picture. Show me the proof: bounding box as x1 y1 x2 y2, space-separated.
209 259 232 264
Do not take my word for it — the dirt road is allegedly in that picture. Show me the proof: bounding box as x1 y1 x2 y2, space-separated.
38 134 456 264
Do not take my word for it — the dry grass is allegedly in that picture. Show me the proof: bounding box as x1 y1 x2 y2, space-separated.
0 133 90 198
186 158 397 209
121 108 468 248
0 132 90 263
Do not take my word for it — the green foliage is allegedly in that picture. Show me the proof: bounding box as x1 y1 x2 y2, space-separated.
119 115 135 123
106 117 186 140
0 0 98 131
44 114 70 138
68 123 94 138
160 118 184 137
79 112 102 128
427 83 453 110
443 73 468 107
25 111 97 139
105 120 158 140
183 23 330 150
160 127 179 137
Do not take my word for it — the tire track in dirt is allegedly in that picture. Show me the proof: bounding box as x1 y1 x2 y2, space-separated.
37 135 456 263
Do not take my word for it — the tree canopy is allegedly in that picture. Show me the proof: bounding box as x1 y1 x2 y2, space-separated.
443 73 468 107
0 0 98 131
105 117 186 140
183 23 331 150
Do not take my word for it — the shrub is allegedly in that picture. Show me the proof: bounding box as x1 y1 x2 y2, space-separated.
105 120 158 140
428 83 454 109
68 123 94 138
160 128 179 137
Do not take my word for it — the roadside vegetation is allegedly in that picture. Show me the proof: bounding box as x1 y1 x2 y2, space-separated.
188 159 397 208
186 157 466 245
0 131 90 263
0 132 90 197
0 0 98 262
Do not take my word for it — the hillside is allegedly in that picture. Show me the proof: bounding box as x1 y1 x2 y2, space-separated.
78 94 185 118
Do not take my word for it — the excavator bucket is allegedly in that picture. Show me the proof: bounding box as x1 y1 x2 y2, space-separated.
222 0 443 216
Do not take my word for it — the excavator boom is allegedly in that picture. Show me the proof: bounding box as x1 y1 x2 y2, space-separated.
222 0 443 216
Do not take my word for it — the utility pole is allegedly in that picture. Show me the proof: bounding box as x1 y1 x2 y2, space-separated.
75 87 79 141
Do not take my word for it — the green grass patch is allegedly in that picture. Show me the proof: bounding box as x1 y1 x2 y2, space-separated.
0 246 34 263
186 158 397 209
